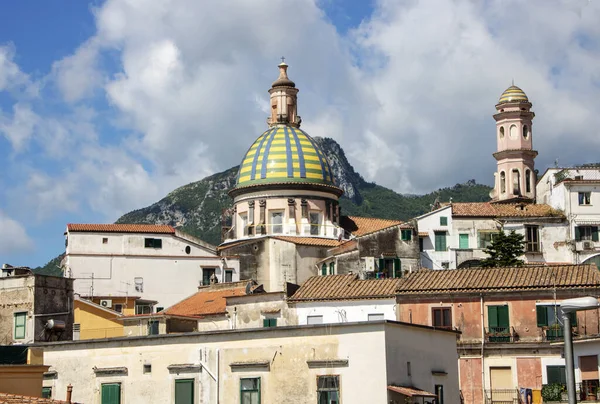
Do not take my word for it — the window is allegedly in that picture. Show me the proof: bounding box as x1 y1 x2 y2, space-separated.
500 171 506 193
499 126 505 138
419 237 424 252
440 216 448 226
240 378 260 404
114 304 123 313
509 124 517 139
102 237 108 244
459 233 469 249
225 270 233 283
14 312 26 339
202 268 216 286
512 169 520 195
377 258 401 278
329 262 335 275
579 192 591 205
175 379 194 404
487 305 510 339
156 307 164 313
42 387 52 399
547 366 566 385
441 261 450 269
575 226 599 242
240 213 248 236
270 211 284 234
435 385 444 404
537 305 577 327
321 263 327 276
407 361 411 377
434 231 447 251
147 320 159 335
263 318 277 327
401 229 412 241
144 238 162 248
185 246 191 254
101 383 121 404
307 315 323 325
525 226 540 252
310 212 321 236
317 376 339 404
432 307 452 329
522 125 529 139
525 170 531 193
135 304 152 315
73 323 80 341
368 313 384 321
478 232 498 248
143 364 152 374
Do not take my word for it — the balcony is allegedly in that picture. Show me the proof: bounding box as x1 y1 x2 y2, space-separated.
484 389 520 404
485 326 518 343
541 381 599 402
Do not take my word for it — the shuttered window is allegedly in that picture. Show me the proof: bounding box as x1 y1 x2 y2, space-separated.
263 318 277 327
101 383 121 404
14 312 26 340
434 232 447 251
547 366 566 385
580 355 599 381
393 258 401 278
175 379 194 404
536 305 577 327
488 305 509 331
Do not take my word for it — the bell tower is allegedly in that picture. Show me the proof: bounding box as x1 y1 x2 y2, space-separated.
267 58 301 127
491 85 538 202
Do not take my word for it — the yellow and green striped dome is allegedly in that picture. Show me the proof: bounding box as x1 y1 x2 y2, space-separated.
498 85 529 104
236 125 335 187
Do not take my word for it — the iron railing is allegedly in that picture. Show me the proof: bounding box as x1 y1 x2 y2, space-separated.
485 326 518 343
484 389 520 404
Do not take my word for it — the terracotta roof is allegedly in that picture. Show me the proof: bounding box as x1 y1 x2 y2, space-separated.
451 202 564 218
289 274 402 301
418 232 429 237
341 216 405 237
0 393 69 403
272 236 341 247
164 287 247 318
397 265 600 295
387 386 437 398
67 223 175 234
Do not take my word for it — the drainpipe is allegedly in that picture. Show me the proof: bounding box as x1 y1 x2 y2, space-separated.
481 294 485 404
216 348 220 404
66 384 73 403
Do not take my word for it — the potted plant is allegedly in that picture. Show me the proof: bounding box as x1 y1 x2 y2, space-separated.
586 386 597 401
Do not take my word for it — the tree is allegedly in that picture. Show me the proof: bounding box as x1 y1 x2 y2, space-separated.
480 230 525 267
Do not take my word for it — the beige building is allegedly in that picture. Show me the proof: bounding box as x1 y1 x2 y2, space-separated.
39 321 459 404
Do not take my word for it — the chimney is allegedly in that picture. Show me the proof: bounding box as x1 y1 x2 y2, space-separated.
66 384 73 403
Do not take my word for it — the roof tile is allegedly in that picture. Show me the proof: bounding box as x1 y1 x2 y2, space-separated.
341 216 406 237
67 224 175 234
290 274 402 301
0 393 69 403
272 236 341 247
164 287 247 317
451 202 564 218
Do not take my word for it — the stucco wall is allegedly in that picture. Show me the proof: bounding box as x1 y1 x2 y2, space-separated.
294 299 397 325
227 293 297 329
0 365 49 398
74 300 123 340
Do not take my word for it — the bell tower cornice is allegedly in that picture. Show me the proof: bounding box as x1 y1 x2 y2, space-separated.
267 58 301 128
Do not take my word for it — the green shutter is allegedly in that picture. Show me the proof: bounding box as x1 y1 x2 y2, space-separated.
575 227 581 241
263 319 269 327
440 217 448 226
175 379 194 404
378 258 385 271
393 258 401 278
101 383 121 404
459 234 469 249
321 263 327 276
547 366 559 384
536 306 548 327
488 306 498 328
593 227 599 242
435 232 447 251
329 262 335 275
498 305 509 328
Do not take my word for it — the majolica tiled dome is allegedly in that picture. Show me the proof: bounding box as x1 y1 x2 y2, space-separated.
498 85 529 104
236 125 334 187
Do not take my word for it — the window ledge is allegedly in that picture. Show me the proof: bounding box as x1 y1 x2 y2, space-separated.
167 364 201 373
230 360 270 371
93 366 128 376
306 359 349 368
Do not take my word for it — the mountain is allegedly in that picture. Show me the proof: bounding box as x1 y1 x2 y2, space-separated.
34 137 491 274
115 137 492 245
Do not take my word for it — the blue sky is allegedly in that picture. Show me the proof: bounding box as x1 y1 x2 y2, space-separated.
1 0 600 268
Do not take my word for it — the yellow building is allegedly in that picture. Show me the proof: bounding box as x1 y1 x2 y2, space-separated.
74 297 125 340
0 346 49 398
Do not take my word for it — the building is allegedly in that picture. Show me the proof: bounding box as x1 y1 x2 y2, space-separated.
288 274 401 325
73 297 124 340
537 166 600 268
0 272 74 344
63 224 240 309
39 320 459 404
0 346 49 399
571 336 600 400
395 264 600 404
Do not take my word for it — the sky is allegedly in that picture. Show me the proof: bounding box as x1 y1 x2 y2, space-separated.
1 0 600 268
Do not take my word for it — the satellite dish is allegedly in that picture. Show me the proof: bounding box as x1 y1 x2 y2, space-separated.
245 282 253 295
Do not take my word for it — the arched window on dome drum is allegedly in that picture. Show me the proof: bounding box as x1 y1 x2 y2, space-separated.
500 172 506 193
499 127 505 138
522 125 529 139
329 262 335 275
512 169 520 195
321 263 327 276
525 169 531 193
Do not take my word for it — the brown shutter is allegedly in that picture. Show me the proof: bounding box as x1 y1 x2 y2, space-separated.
580 355 599 380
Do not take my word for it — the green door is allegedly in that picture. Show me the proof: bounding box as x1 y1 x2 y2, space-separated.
101 383 121 404
175 379 194 404
459 234 469 249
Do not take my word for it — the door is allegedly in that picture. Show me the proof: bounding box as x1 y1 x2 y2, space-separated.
490 367 513 403
459 234 469 249
101 383 121 404
175 379 194 404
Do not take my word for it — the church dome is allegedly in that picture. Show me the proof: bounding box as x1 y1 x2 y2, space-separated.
498 85 529 104
236 124 335 188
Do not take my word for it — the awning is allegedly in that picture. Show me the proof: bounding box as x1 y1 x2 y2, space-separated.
574 220 600 225
418 232 429 238
387 386 437 398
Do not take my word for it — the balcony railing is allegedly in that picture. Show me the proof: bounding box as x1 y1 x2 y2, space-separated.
484 389 520 404
485 326 518 343
543 326 565 341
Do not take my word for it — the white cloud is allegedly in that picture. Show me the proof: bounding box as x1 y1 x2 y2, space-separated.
0 45 39 97
51 39 102 103
0 211 33 254
0 103 39 151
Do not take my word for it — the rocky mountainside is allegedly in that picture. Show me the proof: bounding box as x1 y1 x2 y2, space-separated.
116 137 492 245
34 137 491 275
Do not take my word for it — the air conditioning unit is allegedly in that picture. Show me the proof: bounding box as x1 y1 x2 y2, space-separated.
100 299 112 308
583 241 594 250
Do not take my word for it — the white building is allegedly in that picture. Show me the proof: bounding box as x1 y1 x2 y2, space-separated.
289 274 399 325
537 166 600 267
39 320 459 404
64 224 240 309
